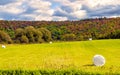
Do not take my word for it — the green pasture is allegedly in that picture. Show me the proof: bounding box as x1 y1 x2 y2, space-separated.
0 39 120 74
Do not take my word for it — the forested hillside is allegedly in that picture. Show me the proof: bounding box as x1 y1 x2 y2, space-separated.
0 17 120 43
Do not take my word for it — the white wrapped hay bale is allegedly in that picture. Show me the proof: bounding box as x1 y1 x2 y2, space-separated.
89 38 92 41
49 41 52 44
2 45 6 48
93 54 105 66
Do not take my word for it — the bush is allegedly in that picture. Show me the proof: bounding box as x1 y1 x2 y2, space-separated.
34 30 43 43
25 26 36 43
0 30 12 44
15 28 25 37
21 35 29 43
76 35 84 41
15 28 25 43
38 28 52 42
61 33 76 41
25 26 43 43
15 26 44 43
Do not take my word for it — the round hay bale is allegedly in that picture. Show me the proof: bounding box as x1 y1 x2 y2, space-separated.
93 54 105 66
2 45 6 48
89 38 92 41
49 41 52 44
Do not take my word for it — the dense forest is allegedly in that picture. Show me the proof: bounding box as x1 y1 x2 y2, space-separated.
0 17 120 44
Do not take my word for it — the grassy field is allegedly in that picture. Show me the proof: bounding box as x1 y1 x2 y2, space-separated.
0 39 120 74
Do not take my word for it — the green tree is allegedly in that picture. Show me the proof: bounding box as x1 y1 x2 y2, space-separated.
21 35 29 43
38 28 52 42
25 26 36 43
34 30 43 43
0 30 12 44
47 25 69 40
61 33 76 41
25 26 43 43
15 28 25 43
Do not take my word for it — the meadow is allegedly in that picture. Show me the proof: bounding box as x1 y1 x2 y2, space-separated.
0 39 120 74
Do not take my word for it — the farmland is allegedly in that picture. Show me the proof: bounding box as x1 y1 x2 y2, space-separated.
0 39 120 74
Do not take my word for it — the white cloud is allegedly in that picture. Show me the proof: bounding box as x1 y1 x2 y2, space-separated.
20 0 55 21
34 9 54 16
21 13 68 21
106 15 120 18
53 0 120 20
83 0 120 9
54 0 120 8
53 16 68 21
0 0 25 14
0 18 4 20
35 15 52 21
20 14 36 18
1 0 120 21
70 10 86 18
20 0 68 21
28 0 51 9
27 0 54 16
53 0 87 19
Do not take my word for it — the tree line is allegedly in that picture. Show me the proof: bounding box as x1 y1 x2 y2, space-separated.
0 26 52 44
0 17 120 43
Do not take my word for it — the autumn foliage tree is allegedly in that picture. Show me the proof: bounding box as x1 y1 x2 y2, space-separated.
15 26 48 43
38 28 52 42
61 33 76 41
15 28 27 43
0 30 12 44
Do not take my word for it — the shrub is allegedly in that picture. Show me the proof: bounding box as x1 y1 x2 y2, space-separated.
0 30 12 44
15 26 44 43
21 35 29 43
15 28 25 43
76 35 84 41
34 30 43 43
61 33 76 41
15 28 25 37
25 26 36 43
38 28 52 42
25 26 43 43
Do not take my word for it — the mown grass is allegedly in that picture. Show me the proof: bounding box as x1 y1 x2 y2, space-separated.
0 39 120 74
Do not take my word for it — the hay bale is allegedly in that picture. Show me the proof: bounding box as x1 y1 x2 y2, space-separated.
93 54 105 66
2 45 6 48
89 38 92 41
49 41 52 44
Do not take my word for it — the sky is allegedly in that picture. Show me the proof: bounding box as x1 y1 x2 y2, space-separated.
0 0 120 21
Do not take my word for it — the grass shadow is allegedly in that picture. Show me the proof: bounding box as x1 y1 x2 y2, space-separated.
83 64 94 66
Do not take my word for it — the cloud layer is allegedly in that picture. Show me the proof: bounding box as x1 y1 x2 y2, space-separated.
0 0 120 21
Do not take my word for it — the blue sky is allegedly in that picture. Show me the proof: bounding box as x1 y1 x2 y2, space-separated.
0 0 120 21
